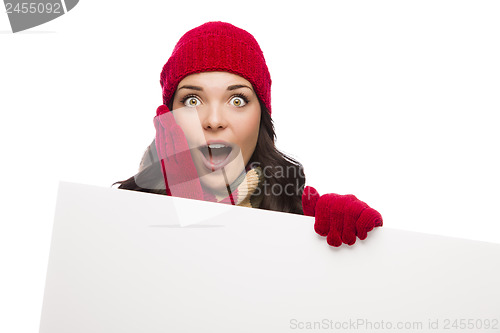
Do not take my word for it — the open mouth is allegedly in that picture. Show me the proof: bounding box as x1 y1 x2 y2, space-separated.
198 142 235 171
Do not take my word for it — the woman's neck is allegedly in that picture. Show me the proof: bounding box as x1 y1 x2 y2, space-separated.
204 168 248 200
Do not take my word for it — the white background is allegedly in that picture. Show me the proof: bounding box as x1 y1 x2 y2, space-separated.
1 1 499 332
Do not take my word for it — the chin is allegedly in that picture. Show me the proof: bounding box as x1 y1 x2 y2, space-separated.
200 174 231 195
196 155 247 198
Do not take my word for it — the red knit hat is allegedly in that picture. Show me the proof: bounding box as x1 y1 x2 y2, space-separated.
160 21 272 114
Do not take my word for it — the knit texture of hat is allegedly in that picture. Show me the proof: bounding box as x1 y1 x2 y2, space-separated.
160 21 272 114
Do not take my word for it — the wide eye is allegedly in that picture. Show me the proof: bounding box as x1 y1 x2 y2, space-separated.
184 96 201 107
229 96 247 107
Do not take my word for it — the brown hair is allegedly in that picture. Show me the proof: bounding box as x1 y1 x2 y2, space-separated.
112 99 305 214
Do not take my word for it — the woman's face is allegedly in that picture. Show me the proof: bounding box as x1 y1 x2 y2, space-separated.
170 71 261 196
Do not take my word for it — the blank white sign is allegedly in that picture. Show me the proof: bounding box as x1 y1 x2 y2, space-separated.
39 182 500 333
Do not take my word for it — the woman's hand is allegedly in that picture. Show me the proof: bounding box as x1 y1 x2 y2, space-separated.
302 186 383 247
154 105 204 200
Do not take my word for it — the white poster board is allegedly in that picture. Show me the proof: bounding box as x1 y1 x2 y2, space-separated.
40 182 500 332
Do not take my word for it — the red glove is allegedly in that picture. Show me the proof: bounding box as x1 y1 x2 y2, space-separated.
302 186 383 247
153 105 240 204
154 105 205 201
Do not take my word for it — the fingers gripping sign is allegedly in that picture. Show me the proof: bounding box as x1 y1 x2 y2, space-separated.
302 186 383 247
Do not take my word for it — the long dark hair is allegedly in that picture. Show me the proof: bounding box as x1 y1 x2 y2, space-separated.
113 99 305 214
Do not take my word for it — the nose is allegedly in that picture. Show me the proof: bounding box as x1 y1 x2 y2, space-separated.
201 104 227 131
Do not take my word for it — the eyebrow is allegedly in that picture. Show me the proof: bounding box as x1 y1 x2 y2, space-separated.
177 84 253 92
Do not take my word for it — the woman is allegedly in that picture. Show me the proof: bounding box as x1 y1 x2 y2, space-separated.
114 21 382 247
